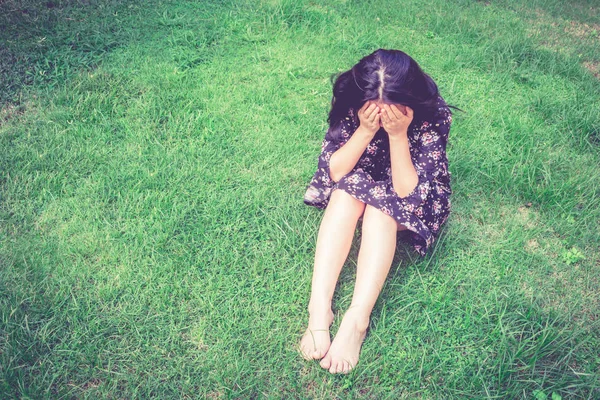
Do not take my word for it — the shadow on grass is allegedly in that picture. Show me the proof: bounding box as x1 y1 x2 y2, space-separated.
0 0 227 107
0 0 140 104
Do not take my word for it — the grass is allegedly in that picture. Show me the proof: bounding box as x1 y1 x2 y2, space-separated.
1 0 600 398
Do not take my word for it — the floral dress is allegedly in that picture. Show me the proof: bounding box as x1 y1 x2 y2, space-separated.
304 95 453 256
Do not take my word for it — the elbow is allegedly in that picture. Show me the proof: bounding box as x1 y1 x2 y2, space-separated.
392 176 419 198
328 167 343 183
328 155 344 183
393 186 412 198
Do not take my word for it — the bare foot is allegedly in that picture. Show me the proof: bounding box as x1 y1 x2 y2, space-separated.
319 307 369 374
299 309 334 360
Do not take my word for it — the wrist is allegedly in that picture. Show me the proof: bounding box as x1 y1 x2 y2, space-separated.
356 125 377 139
388 130 409 142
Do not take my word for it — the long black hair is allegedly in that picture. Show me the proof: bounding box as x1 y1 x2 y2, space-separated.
328 49 464 138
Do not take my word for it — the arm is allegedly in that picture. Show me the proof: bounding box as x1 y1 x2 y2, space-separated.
381 104 419 196
381 103 452 203
388 133 419 197
328 101 381 182
329 126 374 182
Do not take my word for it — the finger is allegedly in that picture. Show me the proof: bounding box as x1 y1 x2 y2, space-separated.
363 101 375 112
383 104 397 121
366 104 379 120
358 101 371 118
359 101 370 113
381 108 391 124
406 106 414 118
389 104 404 119
383 104 397 120
359 103 370 118
398 104 409 116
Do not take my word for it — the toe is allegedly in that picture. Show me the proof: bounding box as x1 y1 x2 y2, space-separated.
342 361 350 374
299 346 310 360
320 354 332 369
329 360 340 374
348 359 356 372
329 363 337 374
300 348 310 360
336 362 344 374
299 344 313 360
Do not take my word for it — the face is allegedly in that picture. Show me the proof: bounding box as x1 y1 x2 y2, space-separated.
370 100 408 126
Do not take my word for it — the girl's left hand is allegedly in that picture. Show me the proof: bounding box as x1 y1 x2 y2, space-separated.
381 104 413 138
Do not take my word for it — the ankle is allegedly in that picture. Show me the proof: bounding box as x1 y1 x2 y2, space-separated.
345 305 371 331
307 299 333 316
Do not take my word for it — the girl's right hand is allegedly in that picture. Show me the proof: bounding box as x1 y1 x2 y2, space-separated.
357 101 381 137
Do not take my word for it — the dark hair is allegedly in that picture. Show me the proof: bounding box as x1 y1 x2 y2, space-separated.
328 49 464 138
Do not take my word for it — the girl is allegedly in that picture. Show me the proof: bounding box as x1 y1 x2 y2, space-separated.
299 49 461 374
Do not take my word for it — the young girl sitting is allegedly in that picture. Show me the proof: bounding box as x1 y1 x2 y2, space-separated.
300 48 460 374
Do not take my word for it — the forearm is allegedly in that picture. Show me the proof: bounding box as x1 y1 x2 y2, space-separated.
329 127 373 182
389 132 419 197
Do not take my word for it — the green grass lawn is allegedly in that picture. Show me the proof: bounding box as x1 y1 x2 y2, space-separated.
1 0 599 398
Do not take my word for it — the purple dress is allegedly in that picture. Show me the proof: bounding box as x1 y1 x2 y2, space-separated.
303 95 453 256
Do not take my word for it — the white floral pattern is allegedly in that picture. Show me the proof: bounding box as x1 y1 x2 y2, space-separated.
304 95 453 256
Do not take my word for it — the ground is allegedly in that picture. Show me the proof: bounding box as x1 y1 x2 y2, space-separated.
0 0 599 398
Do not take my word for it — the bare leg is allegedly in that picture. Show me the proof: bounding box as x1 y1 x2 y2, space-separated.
320 204 398 373
299 189 366 360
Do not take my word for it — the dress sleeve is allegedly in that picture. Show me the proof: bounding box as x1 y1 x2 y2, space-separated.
388 106 452 211
316 127 343 177
304 114 355 208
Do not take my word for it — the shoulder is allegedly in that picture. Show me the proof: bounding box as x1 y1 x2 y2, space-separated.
326 107 356 142
434 95 452 121
344 107 359 133
347 107 359 126
416 95 452 131
409 95 452 145
412 97 450 128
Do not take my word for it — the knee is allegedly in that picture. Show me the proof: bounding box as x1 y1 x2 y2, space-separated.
328 189 366 217
363 204 398 229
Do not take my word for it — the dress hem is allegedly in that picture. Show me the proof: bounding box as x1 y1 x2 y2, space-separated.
322 186 431 257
